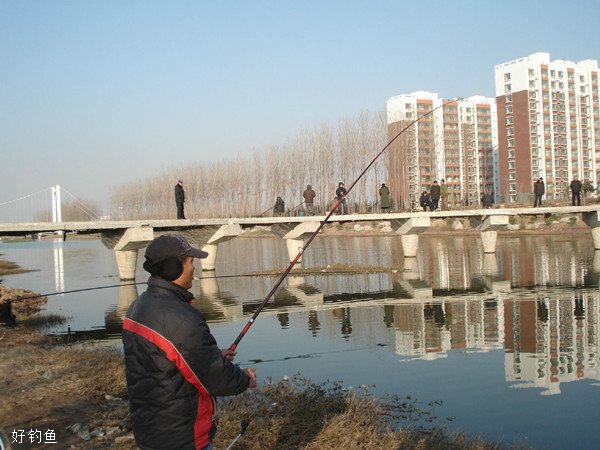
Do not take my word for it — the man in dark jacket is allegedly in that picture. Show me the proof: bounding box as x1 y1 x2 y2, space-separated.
533 177 545 207
274 196 285 216
429 181 441 211
123 234 256 450
335 182 348 214
570 176 582 206
303 185 316 215
175 179 186 219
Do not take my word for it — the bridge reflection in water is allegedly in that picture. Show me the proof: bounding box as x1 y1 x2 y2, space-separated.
95 235 600 395
197 235 598 395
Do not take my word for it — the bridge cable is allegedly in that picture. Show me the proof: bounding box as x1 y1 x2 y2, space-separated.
60 186 100 220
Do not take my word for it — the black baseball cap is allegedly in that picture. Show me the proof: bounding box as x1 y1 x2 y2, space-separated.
144 234 208 264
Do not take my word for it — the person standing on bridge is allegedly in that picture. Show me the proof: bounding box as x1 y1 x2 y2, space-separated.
175 179 186 219
274 196 285 216
570 176 582 206
336 182 348 214
123 234 257 450
440 179 448 211
429 181 441 211
379 183 391 213
303 184 316 215
533 177 545 207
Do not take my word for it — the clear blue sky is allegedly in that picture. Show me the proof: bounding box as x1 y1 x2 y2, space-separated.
1 0 599 209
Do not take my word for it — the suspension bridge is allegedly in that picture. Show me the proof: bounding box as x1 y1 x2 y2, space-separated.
0 185 101 224
2 185 600 282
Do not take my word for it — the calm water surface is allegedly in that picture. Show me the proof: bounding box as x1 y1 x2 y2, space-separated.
1 234 599 449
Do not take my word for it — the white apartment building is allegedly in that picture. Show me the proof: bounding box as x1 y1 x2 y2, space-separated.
495 52 600 202
386 91 498 209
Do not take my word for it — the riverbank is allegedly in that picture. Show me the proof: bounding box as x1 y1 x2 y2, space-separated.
0 283 510 450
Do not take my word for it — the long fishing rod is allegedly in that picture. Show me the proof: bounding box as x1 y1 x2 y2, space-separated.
8 271 273 301
229 97 463 351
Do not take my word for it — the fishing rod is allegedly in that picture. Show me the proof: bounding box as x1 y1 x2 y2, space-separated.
229 97 463 351
7 272 273 301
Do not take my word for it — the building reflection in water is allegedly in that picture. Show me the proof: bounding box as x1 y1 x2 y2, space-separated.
109 234 599 394
504 291 599 395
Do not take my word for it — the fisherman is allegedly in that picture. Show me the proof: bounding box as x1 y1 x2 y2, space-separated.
335 182 348 214
123 234 257 450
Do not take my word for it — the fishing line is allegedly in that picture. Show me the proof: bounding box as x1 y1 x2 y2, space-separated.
8 272 269 301
239 343 389 366
229 98 463 351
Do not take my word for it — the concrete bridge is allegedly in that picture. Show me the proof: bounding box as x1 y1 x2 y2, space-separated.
1 205 599 280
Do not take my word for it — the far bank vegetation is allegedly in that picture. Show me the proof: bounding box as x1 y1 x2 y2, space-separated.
109 111 388 219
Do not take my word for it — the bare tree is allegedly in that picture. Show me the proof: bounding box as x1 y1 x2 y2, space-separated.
108 109 387 219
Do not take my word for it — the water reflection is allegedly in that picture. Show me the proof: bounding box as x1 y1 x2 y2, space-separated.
505 291 600 395
5 235 599 395
52 238 64 292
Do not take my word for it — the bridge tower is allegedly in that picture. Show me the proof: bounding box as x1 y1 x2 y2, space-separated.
51 185 62 223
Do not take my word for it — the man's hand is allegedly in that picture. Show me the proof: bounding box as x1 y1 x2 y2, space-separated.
221 349 236 361
245 368 257 389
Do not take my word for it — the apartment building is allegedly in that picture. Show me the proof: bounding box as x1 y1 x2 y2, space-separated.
386 91 498 209
495 52 600 202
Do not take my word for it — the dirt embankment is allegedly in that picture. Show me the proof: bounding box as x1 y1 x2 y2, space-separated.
0 282 133 449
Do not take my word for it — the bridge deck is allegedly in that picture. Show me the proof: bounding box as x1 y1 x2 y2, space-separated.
1 205 599 236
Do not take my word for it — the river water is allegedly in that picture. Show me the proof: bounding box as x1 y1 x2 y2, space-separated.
1 234 599 449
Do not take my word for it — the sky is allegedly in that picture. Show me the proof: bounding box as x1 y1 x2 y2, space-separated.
1 0 599 211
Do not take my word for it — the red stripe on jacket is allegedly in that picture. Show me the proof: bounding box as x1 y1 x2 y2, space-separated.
123 318 214 449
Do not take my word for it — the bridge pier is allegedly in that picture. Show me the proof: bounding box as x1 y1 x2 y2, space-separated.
583 211 600 249
286 276 324 306
469 215 509 253
476 253 511 293
398 256 432 298
183 224 243 271
390 217 431 257
272 222 321 263
101 227 154 280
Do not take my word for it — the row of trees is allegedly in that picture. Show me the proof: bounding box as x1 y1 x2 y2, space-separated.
108 111 389 219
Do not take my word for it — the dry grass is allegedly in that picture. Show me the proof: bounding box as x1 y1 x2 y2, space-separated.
21 313 68 329
213 377 508 450
0 259 31 276
253 264 397 276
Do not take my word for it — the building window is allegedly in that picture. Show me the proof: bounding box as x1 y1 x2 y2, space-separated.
506 94 512 103
504 73 511 82
529 80 536 88
506 105 513 114
529 68 535 77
